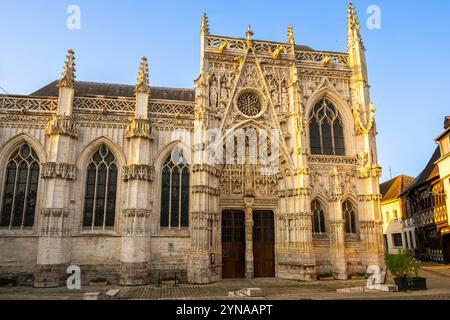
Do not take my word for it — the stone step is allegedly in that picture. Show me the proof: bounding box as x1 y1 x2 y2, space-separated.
336 284 398 294
83 289 121 300
228 288 263 297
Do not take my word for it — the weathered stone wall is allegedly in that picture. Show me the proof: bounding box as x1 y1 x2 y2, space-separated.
313 241 333 274
345 242 365 274
71 236 121 284
0 237 39 285
150 236 190 283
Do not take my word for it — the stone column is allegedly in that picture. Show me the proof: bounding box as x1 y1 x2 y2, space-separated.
275 57 316 281
244 201 254 279
35 50 79 288
329 169 348 279
119 57 154 285
187 70 221 284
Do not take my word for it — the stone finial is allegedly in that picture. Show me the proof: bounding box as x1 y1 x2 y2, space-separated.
200 13 210 35
135 57 150 94
58 49 76 89
287 24 295 45
246 25 254 41
347 3 364 49
347 3 360 29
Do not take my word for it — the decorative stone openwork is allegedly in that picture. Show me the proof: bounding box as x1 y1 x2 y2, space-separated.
236 90 263 117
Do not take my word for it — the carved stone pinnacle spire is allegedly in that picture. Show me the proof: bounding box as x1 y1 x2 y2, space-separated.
287 24 295 45
201 13 210 35
347 3 364 50
58 49 76 89
347 3 360 30
246 25 254 40
135 57 150 94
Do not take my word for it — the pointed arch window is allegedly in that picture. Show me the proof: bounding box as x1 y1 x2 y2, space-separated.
0 144 40 229
83 145 118 229
343 200 357 234
309 99 345 156
311 199 326 234
160 155 190 229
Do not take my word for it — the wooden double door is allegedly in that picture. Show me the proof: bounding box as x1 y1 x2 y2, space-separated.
253 211 275 278
222 210 275 279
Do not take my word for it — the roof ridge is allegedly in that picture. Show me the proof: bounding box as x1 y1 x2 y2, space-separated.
74 80 194 91
31 80 195 101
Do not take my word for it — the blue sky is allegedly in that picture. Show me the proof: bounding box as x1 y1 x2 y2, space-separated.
0 0 449 182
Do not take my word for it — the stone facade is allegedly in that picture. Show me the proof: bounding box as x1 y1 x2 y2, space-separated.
0 5 385 287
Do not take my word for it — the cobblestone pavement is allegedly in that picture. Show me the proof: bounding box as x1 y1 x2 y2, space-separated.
1 264 449 300
119 277 450 300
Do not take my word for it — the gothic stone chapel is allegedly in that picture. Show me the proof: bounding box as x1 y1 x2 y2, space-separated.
0 4 385 287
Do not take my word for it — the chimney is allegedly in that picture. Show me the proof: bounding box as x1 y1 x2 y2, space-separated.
445 116 450 129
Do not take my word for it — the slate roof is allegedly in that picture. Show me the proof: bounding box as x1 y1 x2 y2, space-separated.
407 147 441 191
31 80 195 102
380 175 415 202
295 44 315 51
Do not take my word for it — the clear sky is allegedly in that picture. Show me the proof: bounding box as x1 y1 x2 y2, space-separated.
0 0 449 182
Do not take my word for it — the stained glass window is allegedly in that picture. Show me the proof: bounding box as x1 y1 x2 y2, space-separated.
311 200 326 234
160 155 190 229
343 200 357 234
309 99 345 156
0 144 40 228
83 145 117 229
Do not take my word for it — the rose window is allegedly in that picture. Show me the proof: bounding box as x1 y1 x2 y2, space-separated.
237 92 262 117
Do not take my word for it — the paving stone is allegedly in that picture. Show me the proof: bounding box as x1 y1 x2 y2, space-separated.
0 272 450 300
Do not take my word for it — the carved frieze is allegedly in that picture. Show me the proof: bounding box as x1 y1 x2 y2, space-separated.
0 114 49 129
74 113 129 125
192 185 220 196
41 162 78 181
122 209 151 218
278 188 311 198
219 164 278 197
308 155 358 165
358 194 382 202
192 164 220 177
122 164 154 182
